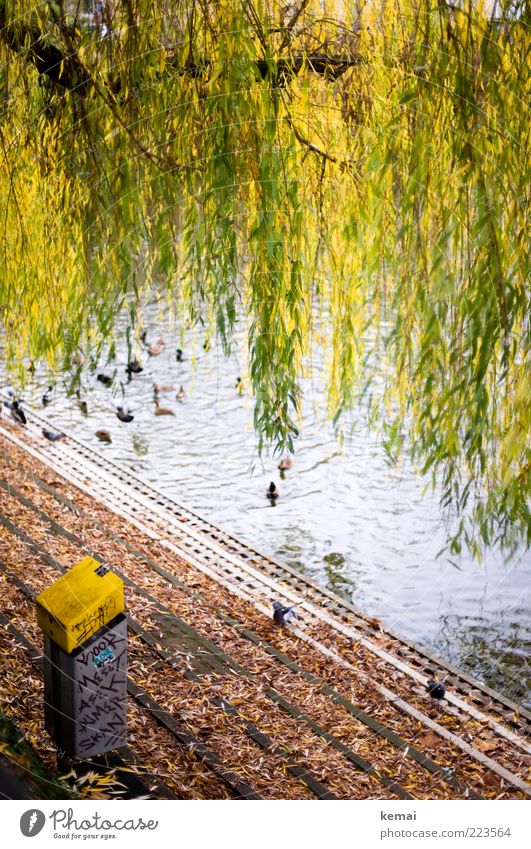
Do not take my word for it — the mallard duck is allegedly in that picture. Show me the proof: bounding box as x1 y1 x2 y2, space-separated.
154 399 175 416
176 348 184 362
42 385 53 406
97 373 113 387
95 429 112 443
75 390 88 414
176 385 186 402
154 383 175 393
146 336 165 356
42 428 63 442
266 481 279 503
116 406 134 423
278 456 294 471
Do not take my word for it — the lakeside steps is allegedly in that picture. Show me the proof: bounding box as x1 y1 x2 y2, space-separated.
0 399 530 800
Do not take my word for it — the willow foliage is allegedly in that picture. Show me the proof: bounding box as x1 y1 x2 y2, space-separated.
0 1 529 555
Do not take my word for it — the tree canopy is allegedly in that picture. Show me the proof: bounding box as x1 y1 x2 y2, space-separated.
0 1 529 555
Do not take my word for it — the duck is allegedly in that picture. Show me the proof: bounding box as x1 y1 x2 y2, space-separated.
141 332 165 357
95 429 112 443
125 357 143 375
266 481 279 503
154 399 175 416
116 406 134 423
42 428 64 442
278 456 294 472
42 385 53 406
176 385 186 402
10 400 27 426
75 390 88 414
176 348 184 362
97 373 113 387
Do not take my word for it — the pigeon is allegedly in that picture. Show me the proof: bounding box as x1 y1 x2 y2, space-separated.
42 428 63 442
116 406 134 423
426 679 446 701
97 373 113 387
10 400 27 425
126 358 143 375
176 348 184 362
272 601 296 627
42 385 53 406
266 481 279 503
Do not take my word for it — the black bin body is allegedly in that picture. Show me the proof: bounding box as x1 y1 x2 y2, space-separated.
44 613 127 758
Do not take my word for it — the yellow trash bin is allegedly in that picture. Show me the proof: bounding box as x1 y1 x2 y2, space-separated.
36 556 127 759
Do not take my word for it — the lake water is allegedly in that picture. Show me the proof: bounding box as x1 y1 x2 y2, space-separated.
2 303 529 707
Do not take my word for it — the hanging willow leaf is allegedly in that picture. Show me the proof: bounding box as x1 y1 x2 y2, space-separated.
0 1 529 556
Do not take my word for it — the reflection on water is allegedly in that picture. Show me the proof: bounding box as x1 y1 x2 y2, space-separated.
1 303 529 707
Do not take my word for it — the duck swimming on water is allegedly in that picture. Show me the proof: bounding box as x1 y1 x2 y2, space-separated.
42 385 53 406
126 358 143 375
75 389 88 414
154 398 175 416
97 373 113 387
266 481 279 503
142 332 165 357
95 429 112 443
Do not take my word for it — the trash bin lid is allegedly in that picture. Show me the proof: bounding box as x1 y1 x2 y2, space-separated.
36 556 124 653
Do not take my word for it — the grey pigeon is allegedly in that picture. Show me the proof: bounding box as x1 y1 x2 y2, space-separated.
116 406 134 423
10 400 26 425
426 679 446 701
42 428 63 442
272 601 296 627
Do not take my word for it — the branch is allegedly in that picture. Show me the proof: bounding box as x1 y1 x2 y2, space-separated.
0 5 363 94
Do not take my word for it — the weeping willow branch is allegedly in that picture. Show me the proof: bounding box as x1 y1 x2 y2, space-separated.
0 0 529 557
